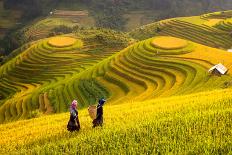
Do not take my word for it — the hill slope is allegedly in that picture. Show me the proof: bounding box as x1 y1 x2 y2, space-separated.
0 29 133 122
0 89 232 154
1 11 232 123
129 10 232 50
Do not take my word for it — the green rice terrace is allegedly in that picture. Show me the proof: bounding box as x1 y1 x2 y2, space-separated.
13 17 80 45
0 10 232 154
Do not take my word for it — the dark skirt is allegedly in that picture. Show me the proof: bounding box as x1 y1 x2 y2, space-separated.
92 117 103 128
67 118 80 132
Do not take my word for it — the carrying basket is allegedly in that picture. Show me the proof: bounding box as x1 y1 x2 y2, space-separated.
88 105 97 120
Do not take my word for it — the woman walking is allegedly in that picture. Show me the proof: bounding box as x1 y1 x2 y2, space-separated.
93 98 106 128
67 100 80 132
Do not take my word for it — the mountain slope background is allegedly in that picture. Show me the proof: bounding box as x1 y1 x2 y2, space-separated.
1 0 232 57
4 0 232 18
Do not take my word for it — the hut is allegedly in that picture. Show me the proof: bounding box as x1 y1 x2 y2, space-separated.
208 63 228 76
227 49 232 52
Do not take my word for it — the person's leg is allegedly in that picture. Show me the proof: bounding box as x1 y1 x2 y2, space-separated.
99 118 103 126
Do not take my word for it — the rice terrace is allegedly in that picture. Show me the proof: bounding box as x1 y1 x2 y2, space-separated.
0 0 232 154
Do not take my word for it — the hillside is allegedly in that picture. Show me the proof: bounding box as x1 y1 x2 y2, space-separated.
4 0 232 20
0 28 133 122
2 0 232 33
12 17 80 46
0 10 232 154
2 0 232 57
1 11 232 122
129 10 232 50
0 89 232 154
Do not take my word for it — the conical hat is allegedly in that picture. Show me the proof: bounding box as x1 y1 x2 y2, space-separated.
88 105 97 120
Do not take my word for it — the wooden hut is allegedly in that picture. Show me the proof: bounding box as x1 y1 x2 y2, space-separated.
208 63 228 76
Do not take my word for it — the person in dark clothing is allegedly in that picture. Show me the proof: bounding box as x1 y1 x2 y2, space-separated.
93 98 106 128
67 100 80 132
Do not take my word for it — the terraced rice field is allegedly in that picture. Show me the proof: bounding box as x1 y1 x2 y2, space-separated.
130 11 232 50
200 11 232 32
18 18 79 43
74 36 232 105
1 32 232 123
1 11 232 124
201 10 232 19
214 18 232 32
0 34 123 122
1 10 232 154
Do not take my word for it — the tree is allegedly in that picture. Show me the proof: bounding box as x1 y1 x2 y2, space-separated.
94 1 126 30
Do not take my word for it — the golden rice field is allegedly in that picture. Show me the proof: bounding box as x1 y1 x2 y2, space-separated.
1 10 232 154
179 44 232 74
151 36 188 50
204 19 223 26
48 36 77 47
0 88 232 154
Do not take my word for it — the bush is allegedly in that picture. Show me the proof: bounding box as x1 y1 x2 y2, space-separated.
52 25 73 34
28 109 41 119
0 56 4 64
0 48 5 56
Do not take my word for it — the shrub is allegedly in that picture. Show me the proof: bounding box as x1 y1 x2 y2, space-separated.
28 109 41 119
51 25 73 34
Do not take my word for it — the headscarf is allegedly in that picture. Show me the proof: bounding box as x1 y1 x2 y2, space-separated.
70 100 78 110
70 100 78 118
98 98 106 107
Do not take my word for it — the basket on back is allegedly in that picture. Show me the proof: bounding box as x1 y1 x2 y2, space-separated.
88 105 97 120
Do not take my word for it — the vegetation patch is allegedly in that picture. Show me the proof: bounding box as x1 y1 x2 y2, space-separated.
214 18 232 32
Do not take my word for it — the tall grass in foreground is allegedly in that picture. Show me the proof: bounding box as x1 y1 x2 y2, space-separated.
0 88 232 154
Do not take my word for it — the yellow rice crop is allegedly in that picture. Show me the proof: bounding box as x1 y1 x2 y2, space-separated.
48 36 77 47
180 44 232 74
224 18 232 24
0 88 232 154
151 36 188 49
204 19 223 26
